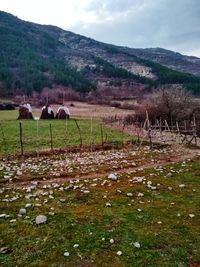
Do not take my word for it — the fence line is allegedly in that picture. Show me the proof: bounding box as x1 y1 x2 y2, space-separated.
0 119 133 157
19 122 23 156
0 115 199 158
0 123 7 154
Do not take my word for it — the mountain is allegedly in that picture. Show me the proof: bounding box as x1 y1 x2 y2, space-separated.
119 47 200 77
0 11 200 97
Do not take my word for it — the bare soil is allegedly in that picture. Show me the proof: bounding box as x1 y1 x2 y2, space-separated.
34 101 133 119
3 144 200 189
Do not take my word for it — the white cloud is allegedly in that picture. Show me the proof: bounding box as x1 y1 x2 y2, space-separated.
0 0 94 27
0 0 200 56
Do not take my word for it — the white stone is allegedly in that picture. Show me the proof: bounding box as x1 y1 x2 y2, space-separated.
19 208 26 215
116 251 122 256
25 203 32 208
59 199 66 202
10 219 17 223
64 252 70 257
133 242 140 248
83 190 90 194
110 238 114 244
35 215 47 225
108 173 117 181
189 214 195 218
73 244 79 248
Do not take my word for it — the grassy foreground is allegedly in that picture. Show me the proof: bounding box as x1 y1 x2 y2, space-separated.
0 148 200 267
0 110 131 156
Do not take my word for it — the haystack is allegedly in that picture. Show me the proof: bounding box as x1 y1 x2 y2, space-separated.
40 106 54 119
17 106 33 120
56 109 70 119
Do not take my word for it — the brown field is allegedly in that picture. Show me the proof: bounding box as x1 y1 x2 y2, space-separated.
35 101 133 119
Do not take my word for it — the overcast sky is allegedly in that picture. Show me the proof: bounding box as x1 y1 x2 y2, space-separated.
0 0 200 57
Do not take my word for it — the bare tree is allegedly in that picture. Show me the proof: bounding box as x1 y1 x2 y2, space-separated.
152 85 192 124
134 84 196 125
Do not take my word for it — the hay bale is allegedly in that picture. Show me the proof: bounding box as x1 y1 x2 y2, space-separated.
56 109 69 119
40 106 54 119
17 106 33 120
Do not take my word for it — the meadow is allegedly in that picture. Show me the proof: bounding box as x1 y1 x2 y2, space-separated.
0 110 131 156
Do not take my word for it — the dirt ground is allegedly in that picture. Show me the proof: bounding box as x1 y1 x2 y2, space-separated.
34 102 133 119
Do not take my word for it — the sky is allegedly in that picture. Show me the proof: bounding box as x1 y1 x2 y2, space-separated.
0 0 200 57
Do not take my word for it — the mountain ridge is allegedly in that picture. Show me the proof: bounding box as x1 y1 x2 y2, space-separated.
0 10 200 97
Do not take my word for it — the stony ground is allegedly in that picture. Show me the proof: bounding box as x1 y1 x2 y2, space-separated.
0 145 200 266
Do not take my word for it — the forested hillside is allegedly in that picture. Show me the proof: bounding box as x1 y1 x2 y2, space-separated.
0 11 200 97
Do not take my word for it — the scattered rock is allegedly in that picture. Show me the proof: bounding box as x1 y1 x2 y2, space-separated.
19 208 26 215
64 251 70 257
59 198 66 203
110 238 114 244
35 215 47 225
0 247 12 254
0 214 7 219
108 173 117 181
166 172 172 178
25 203 32 208
10 219 17 223
133 242 140 248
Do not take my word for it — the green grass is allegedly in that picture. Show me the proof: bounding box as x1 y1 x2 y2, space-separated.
0 110 19 121
0 152 199 267
0 110 132 156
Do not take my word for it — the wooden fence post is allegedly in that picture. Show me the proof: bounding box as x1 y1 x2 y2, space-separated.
49 123 53 152
74 119 82 149
121 123 125 147
193 115 197 146
36 119 39 157
19 122 23 156
90 116 93 151
64 119 68 149
100 124 104 149
0 123 7 156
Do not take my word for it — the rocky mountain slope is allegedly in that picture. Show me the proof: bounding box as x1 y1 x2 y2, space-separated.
0 11 200 97
120 47 200 77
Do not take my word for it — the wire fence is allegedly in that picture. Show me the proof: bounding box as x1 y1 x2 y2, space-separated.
104 113 199 148
0 119 133 157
